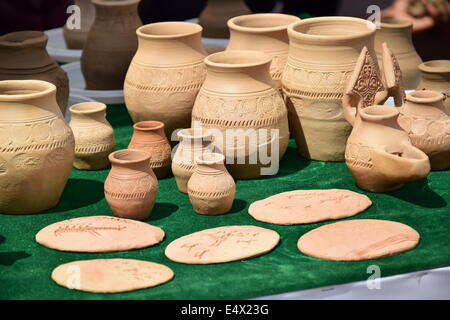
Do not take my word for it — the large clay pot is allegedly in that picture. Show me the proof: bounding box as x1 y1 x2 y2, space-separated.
227 13 301 89
199 0 251 39
63 0 95 49
69 102 115 170
283 17 377 161
417 60 450 113
192 50 289 179
124 22 207 141
104 149 158 221
0 80 75 214
398 90 450 171
0 31 69 115
81 0 142 90
374 19 422 90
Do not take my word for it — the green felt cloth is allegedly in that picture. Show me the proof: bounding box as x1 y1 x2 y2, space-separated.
0 104 449 300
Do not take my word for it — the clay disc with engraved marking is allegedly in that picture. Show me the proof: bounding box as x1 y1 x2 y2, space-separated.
52 259 174 293
36 216 164 253
165 225 280 264
297 219 420 261
248 189 372 225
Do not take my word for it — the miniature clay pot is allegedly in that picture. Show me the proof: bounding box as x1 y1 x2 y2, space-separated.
69 102 115 170
283 17 377 161
374 19 423 90
227 13 300 89
417 60 450 113
345 105 430 193
0 31 69 115
398 90 450 171
172 128 213 193
63 0 95 49
124 22 207 141
187 153 236 215
0 80 75 214
192 50 289 179
128 121 171 179
81 0 142 90
104 149 158 221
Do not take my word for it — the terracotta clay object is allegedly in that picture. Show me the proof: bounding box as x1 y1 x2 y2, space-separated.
227 13 300 89
104 149 158 221
282 17 377 161
165 225 280 264
248 189 372 225
63 0 95 49
417 60 450 113
0 31 69 114
192 50 289 179
172 128 213 193
69 102 115 170
128 121 171 179
81 0 142 90
52 258 174 293
187 153 235 215
36 215 164 253
0 80 74 214
297 219 420 261
398 90 450 171
381 42 406 106
199 0 252 39
124 22 207 140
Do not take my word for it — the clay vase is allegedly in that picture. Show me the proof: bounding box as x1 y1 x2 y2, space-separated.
345 105 430 193
0 31 69 115
172 128 213 193
227 13 301 89
81 0 142 90
417 60 450 113
63 0 95 49
128 121 171 179
283 17 377 161
187 153 235 215
69 102 115 170
398 90 450 171
192 50 289 179
0 80 75 214
124 22 207 141
199 0 251 39
374 19 423 90
104 149 158 221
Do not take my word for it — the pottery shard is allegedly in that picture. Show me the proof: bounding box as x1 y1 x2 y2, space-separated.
52 258 174 293
248 189 372 225
297 219 420 261
36 216 164 253
165 225 280 264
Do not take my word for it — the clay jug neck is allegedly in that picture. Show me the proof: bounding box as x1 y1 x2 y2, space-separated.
131 121 167 144
419 60 450 84
72 0 95 29
92 0 141 20
376 19 414 54
70 102 107 126
405 90 447 116
359 105 400 127
204 0 249 15
195 153 227 175
178 128 212 150
109 149 151 176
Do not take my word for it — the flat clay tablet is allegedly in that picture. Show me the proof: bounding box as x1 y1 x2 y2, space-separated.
52 258 174 293
248 189 372 225
297 219 420 261
165 225 280 264
36 216 164 253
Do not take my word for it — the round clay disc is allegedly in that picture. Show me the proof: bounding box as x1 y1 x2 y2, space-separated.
297 219 420 261
165 225 280 264
36 216 164 253
248 189 372 225
51 258 174 293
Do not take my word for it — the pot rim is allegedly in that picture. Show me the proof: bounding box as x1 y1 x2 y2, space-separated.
177 128 212 140
92 0 140 7
419 60 450 73
137 22 202 39
70 102 106 114
0 80 55 101
133 120 165 131
380 18 413 29
360 105 399 121
109 149 150 165
406 90 445 104
228 13 300 33
195 152 225 165
205 50 272 69
0 30 46 47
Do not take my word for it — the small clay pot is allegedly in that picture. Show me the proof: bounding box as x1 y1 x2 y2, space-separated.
417 60 450 113
63 0 95 49
187 153 235 215
128 121 171 179
69 102 115 170
104 149 158 221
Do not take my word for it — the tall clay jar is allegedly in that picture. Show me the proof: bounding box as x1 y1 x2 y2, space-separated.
417 60 450 113
192 50 289 179
282 17 377 161
69 102 115 170
227 13 301 89
63 0 95 49
81 0 142 90
0 80 75 214
128 121 171 179
0 31 69 115
104 149 158 221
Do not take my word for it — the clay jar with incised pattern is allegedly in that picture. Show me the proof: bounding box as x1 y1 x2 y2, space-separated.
0 80 75 214
417 60 450 113
63 0 95 49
